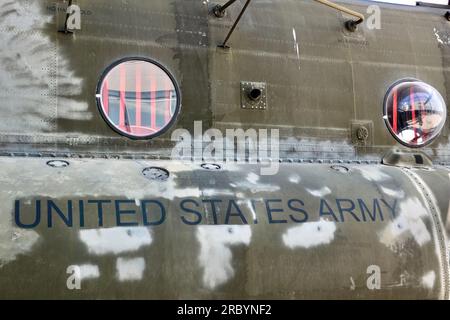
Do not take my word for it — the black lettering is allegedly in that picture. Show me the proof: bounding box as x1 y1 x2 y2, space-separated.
319 199 338 221
202 199 222 224
288 199 308 223
336 199 360 222
15 200 41 229
115 200 138 227
87 200 111 227
358 199 383 222
225 200 248 224
47 200 73 227
265 199 287 224
180 199 202 225
142 200 166 226
381 199 398 219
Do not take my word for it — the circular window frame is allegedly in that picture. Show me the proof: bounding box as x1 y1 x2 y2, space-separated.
95 57 182 140
383 78 447 149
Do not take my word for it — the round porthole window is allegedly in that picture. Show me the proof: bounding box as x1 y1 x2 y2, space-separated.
384 79 447 148
96 58 181 139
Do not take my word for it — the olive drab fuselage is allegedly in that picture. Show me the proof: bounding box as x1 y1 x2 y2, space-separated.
0 0 449 299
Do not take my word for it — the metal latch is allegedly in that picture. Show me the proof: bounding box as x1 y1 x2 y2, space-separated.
382 149 433 168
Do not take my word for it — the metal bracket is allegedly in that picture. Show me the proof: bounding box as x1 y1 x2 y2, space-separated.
313 0 364 32
339 13 366 44
215 0 253 48
382 149 433 168
351 120 373 146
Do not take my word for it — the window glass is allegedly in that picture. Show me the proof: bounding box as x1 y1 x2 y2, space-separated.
384 80 447 147
97 58 180 139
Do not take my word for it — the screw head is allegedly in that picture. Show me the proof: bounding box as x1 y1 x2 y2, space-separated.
213 4 225 18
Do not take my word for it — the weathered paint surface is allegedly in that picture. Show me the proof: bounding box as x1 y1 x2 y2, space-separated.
0 0 450 299
0 158 449 299
0 0 449 161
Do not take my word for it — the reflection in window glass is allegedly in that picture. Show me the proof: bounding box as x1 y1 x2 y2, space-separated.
384 80 447 147
97 59 180 139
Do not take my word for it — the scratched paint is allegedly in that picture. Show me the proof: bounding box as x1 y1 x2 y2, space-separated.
379 198 431 247
380 186 405 199
0 228 39 268
421 270 436 290
79 227 152 255
279 137 355 161
79 264 100 281
196 225 251 290
292 27 300 69
306 187 332 198
0 1 90 133
434 27 450 46
116 257 146 282
230 172 281 194
357 167 391 182
282 219 336 249
289 174 301 184
0 157 446 299
0 0 449 300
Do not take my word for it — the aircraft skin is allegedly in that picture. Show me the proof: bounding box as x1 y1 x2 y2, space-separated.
0 0 449 299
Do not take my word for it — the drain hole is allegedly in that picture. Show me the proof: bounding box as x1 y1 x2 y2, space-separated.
201 163 222 171
142 167 170 181
47 160 70 168
331 165 349 173
248 88 262 101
